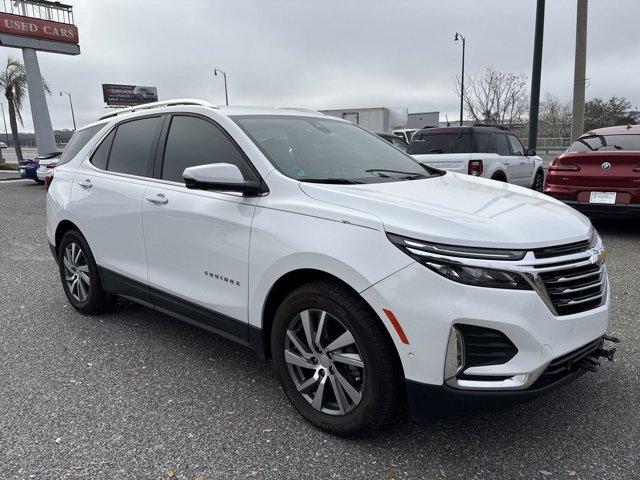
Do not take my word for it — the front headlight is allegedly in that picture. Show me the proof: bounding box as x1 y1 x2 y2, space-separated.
422 259 531 290
387 233 532 290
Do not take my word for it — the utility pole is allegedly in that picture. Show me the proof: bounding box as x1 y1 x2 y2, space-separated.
454 33 466 126
571 0 588 140
528 0 545 151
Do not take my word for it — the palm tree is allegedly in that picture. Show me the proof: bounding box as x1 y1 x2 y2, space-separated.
0 57 50 162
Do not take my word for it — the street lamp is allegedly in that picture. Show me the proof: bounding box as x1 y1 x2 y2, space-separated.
59 91 76 130
454 32 466 126
213 69 229 106
0 102 9 145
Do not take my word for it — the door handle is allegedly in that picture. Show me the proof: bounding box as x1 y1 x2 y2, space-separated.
78 179 92 188
503 161 511 165
145 194 168 205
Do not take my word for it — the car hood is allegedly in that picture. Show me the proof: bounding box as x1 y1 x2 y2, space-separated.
299 172 591 249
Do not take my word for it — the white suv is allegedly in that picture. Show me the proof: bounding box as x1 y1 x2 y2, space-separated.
409 125 545 190
47 99 614 436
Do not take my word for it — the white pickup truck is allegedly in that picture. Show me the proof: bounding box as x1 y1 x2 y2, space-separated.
408 125 545 190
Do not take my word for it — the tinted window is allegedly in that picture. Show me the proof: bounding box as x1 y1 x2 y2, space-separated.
234 116 438 183
390 136 409 151
507 135 525 155
473 133 496 153
496 134 510 155
162 116 252 183
90 130 115 170
107 116 162 176
58 124 103 165
409 132 471 154
568 135 640 152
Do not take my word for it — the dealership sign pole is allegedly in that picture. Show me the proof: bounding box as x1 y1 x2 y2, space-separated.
0 0 80 155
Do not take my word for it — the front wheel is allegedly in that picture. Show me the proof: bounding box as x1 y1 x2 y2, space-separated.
271 281 402 436
532 169 544 192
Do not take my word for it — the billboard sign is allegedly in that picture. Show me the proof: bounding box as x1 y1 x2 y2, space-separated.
102 84 159 107
0 11 78 44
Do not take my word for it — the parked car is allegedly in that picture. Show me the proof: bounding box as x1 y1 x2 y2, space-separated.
544 125 640 217
408 125 545 190
0 141 7 149
19 157 42 183
47 100 614 436
36 152 63 185
392 128 418 144
376 132 409 151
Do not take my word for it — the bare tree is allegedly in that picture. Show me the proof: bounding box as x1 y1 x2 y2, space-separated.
538 93 572 139
455 67 529 127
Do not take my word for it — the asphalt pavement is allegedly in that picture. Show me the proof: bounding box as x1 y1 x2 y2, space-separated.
0 180 638 479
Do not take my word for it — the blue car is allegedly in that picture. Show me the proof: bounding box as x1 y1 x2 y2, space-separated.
19 152 61 184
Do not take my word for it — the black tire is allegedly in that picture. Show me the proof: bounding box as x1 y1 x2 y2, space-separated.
57 229 115 314
491 172 507 182
271 281 402 436
34 179 44 185
532 169 544 191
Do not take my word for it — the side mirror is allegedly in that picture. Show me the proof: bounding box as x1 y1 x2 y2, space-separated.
183 163 262 195
526 147 536 156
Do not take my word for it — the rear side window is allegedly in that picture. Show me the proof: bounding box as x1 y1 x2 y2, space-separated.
161 115 252 183
473 133 496 153
58 124 103 165
409 132 471 154
496 134 510 156
107 116 162 176
90 130 115 170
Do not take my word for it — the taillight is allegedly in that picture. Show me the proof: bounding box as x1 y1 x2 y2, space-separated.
548 158 581 172
44 171 54 189
468 159 483 176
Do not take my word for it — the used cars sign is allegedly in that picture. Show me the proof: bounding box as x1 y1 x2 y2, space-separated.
0 11 78 44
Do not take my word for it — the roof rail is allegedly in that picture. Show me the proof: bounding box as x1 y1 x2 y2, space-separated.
99 99 217 120
276 107 325 116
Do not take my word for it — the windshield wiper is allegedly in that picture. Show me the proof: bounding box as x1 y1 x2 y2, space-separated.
365 168 427 179
300 178 363 184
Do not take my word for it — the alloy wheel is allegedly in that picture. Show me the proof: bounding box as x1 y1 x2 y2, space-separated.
284 309 365 416
534 172 544 191
63 242 90 302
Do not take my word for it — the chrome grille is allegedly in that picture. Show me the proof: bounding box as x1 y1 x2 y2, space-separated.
538 263 605 315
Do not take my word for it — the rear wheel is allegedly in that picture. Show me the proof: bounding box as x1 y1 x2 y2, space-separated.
271 281 401 436
532 169 544 191
58 230 115 314
491 171 507 182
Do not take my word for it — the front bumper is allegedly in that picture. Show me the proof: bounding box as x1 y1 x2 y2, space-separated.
406 335 617 419
361 240 611 419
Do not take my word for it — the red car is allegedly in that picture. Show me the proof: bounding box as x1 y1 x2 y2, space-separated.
544 125 640 217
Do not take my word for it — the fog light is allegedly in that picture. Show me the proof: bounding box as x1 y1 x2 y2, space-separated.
444 326 465 380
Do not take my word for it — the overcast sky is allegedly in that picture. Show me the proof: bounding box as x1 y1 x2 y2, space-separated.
2 0 639 131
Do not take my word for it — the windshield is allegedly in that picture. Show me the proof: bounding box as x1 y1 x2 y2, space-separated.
568 134 640 152
409 131 472 154
233 115 441 184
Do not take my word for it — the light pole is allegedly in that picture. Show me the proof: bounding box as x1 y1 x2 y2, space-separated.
454 33 466 126
214 69 229 106
0 102 9 145
60 91 76 130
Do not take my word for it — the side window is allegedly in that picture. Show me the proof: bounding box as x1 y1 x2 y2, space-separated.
496 134 511 156
507 135 525 156
90 130 115 170
473 133 496 153
161 115 253 183
58 124 103 165
107 116 162 176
